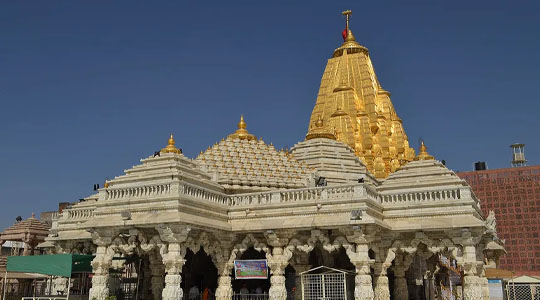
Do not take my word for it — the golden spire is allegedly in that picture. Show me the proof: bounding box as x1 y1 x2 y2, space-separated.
228 115 257 141
414 141 434 161
306 115 336 141
161 133 182 154
308 10 416 177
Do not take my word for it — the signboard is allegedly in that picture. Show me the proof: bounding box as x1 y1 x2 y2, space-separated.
234 260 268 279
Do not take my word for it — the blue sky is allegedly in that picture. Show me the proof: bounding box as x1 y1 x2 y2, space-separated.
1 1 539 229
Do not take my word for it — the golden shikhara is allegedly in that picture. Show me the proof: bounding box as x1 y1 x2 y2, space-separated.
307 10 416 178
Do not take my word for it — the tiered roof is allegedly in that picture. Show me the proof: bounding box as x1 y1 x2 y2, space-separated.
291 136 377 185
196 116 312 193
104 134 222 191
0 214 50 244
379 143 467 192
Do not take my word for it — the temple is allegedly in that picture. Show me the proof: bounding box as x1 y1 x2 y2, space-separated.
45 11 503 300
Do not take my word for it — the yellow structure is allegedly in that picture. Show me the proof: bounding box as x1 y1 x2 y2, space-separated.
307 10 415 178
160 134 182 154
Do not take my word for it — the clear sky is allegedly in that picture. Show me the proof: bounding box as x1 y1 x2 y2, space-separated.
1 1 539 229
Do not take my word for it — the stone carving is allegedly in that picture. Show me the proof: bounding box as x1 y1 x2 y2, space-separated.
162 274 183 300
463 276 483 300
485 210 499 240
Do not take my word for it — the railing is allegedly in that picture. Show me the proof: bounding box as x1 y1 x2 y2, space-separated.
59 183 476 223
181 182 229 205
22 296 67 300
232 294 269 300
50 211 60 221
230 184 365 207
66 207 95 219
105 183 171 200
379 188 462 204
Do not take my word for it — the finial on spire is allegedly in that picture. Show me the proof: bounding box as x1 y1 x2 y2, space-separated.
228 115 256 141
160 133 182 154
414 140 434 161
342 10 352 31
238 114 247 129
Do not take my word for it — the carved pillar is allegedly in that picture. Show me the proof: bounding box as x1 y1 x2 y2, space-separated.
149 251 165 300
393 253 411 300
373 247 395 300
480 276 489 300
89 245 114 300
161 243 186 300
267 246 292 300
156 224 191 300
454 230 484 300
373 263 389 300
348 243 374 300
265 231 294 300
214 240 235 300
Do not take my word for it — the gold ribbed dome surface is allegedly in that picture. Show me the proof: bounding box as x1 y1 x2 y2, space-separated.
308 10 416 179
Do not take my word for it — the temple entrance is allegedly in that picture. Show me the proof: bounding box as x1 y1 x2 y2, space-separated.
182 247 218 300
232 247 270 299
306 245 356 300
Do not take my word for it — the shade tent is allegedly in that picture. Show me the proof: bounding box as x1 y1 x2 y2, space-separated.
6 254 93 277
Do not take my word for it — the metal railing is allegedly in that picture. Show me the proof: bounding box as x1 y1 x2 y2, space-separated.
231 294 269 300
506 283 540 300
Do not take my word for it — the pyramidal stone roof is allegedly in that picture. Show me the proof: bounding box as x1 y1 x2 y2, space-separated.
378 143 468 193
0 214 50 243
196 116 313 193
105 134 222 192
290 137 377 185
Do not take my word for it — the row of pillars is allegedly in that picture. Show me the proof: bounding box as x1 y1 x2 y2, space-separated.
88 243 487 300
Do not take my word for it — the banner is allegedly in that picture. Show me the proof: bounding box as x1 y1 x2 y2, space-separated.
234 260 268 279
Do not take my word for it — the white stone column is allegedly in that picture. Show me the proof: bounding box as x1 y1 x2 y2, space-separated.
267 246 291 300
348 243 374 300
461 244 483 300
89 245 113 300
215 248 234 300
161 243 186 300
373 263 390 300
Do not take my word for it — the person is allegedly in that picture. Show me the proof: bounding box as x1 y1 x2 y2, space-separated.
189 285 200 300
255 286 263 294
202 287 210 300
239 283 249 299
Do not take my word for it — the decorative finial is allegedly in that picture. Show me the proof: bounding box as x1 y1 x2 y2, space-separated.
31 213 35 218
160 133 182 154
306 116 336 141
238 114 247 129
228 115 257 141
414 140 434 161
342 10 352 31
341 10 356 42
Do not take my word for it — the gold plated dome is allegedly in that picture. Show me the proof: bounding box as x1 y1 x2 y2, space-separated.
228 115 257 141
414 141 435 161
161 134 182 154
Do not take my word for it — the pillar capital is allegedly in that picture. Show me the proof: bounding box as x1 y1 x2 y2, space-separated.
156 224 191 244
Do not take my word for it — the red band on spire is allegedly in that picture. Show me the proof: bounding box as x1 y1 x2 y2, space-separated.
342 29 347 41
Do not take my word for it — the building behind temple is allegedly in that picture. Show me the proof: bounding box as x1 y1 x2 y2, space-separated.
457 145 539 277
43 10 504 300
